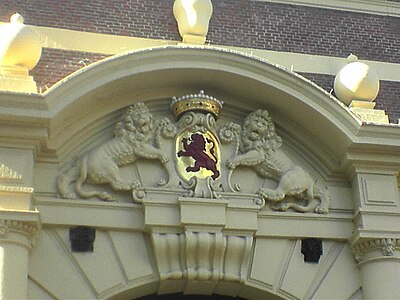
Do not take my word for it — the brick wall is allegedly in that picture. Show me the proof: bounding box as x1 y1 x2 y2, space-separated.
209 1 400 63
299 73 334 93
32 48 110 91
375 81 400 123
0 0 180 40
1 0 399 63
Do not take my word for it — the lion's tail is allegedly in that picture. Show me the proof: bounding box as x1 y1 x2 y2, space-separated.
58 162 81 199
74 156 94 199
209 139 217 162
314 186 330 214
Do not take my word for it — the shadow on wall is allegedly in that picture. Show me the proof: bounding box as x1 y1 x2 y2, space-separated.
138 294 245 300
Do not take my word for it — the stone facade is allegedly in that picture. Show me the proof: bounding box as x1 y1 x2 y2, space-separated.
0 1 400 299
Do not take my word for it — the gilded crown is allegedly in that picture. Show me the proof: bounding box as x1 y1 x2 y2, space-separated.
171 90 223 119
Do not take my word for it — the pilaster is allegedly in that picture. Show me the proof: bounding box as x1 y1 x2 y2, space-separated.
351 170 400 236
350 238 400 299
349 164 400 299
0 147 40 299
0 212 40 300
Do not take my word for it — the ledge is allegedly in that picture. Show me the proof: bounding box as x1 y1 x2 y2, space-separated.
34 197 144 230
35 197 353 239
256 211 353 240
255 0 400 18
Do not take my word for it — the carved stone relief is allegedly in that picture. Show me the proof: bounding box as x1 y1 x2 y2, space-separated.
58 102 169 201
226 109 330 214
0 219 39 249
352 238 400 263
0 159 34 210
57 91 330 214
151 232 252 283
0 164 22 181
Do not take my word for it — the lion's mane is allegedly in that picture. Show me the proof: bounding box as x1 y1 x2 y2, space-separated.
241 109 282 155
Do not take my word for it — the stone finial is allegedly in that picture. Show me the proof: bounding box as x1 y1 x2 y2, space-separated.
0 13 42 93
334 54 388 123
173 0 213 45
346 53 358 63
333 54 380 106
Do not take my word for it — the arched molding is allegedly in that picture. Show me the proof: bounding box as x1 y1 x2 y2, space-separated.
104 280 285 300
1 46 400 173
103 276 287 300
40 47 360 165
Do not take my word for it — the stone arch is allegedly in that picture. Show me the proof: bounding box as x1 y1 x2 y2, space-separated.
40 46 359 168
28 46 363 300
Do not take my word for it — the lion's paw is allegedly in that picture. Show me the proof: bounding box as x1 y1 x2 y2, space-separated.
259 189 285 201
112 182 132 191
62 192 77 199
100 192 117 202
160 155 169 164
271 202 290 211
227 159 237 169
315 206 328 214
131 180 142 189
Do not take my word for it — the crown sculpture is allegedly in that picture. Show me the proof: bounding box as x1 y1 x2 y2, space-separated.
171 90 223 119
58 91 329 214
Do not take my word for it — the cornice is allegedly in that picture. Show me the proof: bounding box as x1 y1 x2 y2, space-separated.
255 0 400 18
34 197 355 239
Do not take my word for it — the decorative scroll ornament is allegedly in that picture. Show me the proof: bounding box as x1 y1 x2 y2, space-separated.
57 92 329 213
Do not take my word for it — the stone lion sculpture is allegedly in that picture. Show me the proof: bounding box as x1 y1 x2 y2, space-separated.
227 109 329 213
58 102 168 201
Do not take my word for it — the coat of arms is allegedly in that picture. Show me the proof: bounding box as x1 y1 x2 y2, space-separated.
176 131 220 181
57 90 329 214
171 91 222 183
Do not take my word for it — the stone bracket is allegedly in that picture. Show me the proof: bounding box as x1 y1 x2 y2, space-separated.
144 195 260 295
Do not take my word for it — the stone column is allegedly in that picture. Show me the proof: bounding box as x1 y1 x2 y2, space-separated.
0 148 40 299
350 170 400 299
352 238 400 299
0 216 39 299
